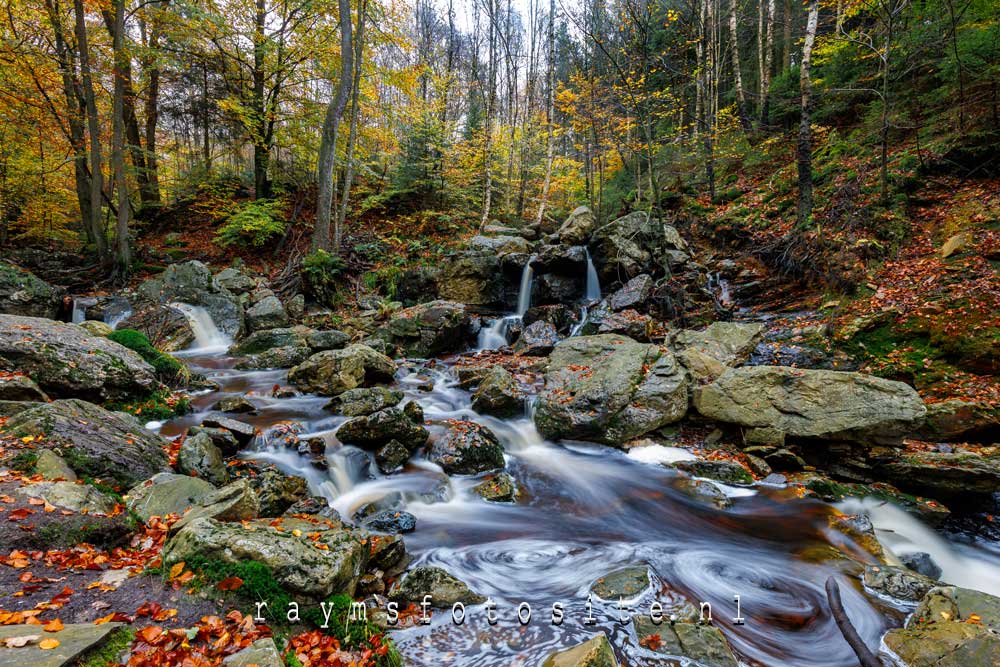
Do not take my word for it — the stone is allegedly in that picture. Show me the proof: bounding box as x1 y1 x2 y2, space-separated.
125 473 215 522
469 234 531 255
670 460 753 485
513 321 560 356
0 315 157 401
14 481 117 514
0 263 64 319
231 328 305 355
940 232 967 258
246 295 289 332
764 448 805 472
363 509 417 533
286 294 305 320
863 565 937 601
336 407 429 451
326 387 403 417
590 566 650 600
542 634 618 667
534 335 688 446
595 310 654 341
388 566 486 608
673 477 732 509
307 329 351 351
608 274 654 311
3 399 169 488
473 472 518 502
678 348 728 385
394 266 441 306
0 622 126 667
77 320 113 337
223 638 283 667
672 321 765 366
876 450 1000 501
199 417 256 447
901 552 943 580
288 345 396 396
163 516 369 601
556 206 597 245
631 615 737 667
177 432 230 486
437 251 504 310
693 366 926 444
471 366 523 417
118 304 195 352
375 300 471 358
375 440 411 473
211 396 257 414
918 399 1000 442
136 261 243 338
170 479 261 533
591 211 688 282
0 375 48 402
235 345 312 370
213 266 257 295
34 450 76 481
524 304 577 332
429 420 505 475
237 463 310 517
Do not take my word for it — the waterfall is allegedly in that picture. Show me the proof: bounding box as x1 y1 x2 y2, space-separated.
583 248 601 302
477 259 535 350
103 298 132 330
709 271 732 307
70 297 96 324
171 302 232 353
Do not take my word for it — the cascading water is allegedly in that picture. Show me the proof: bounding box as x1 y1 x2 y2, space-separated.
170 302 233 354
583 247 601 302
103 297 132 329
477 259 535 350
70 297 97 324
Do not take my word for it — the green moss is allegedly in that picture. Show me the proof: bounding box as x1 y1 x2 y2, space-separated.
106 389 190 421
7 450 38 472
76 627 135 667
107 329 184 381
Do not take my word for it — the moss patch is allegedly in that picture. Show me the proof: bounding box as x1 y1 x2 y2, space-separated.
76 626 135 667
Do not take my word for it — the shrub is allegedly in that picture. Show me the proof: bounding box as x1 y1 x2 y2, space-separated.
301 250 347 308
216 199 287 248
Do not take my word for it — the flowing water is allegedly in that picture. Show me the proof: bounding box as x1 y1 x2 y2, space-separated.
478 261 534 350
158 309 1000 667
171 302 233 354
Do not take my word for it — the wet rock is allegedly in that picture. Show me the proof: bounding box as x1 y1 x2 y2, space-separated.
363 509 417 534
34 449 76 481
239 463 310 517
214 266 257 295
523 304 577 333
473 472 518 502
471 366 523 417
693 366 926 444
118 304 196 352
375 440 411 473
513 321 560 356
15 480 117 514
678 348 728 385
534 335 688 446
235 345 312 370
0 315 157 401
673 477 732 509
405 400 425 423
542 634 617 667
533 272 583 305
917 399 1000 442
388 566 486 608
164 516 370 601
531 244 587 273
126 472 215 521
671 460 753 485
0 375 48 402
864 565 937 601
211 396 257 414
3 399 169 487
189 423 244 453
177 431 230 486
0 621 127 666
595 309 654 341
394 266 441 306
284 496 343 522
632 615 737 667
307 329 351 351
169 479 260 533
429 420 505 475
326 387 403 417
245 295 289 332
336 407 429 451
0 262 64 319
557 205 596 245
437 251 504 310
288 344 396 396
608 274 654 311
231 327 305 355
764 449 805 472
136 260 243 338
745 455 771 478
374 300 471 358
901 552 943 580
672 321 765 366
876 450 1000 502
223 638 283 667
591 566 650 600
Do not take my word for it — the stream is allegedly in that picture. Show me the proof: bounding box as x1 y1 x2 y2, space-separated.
147 301 1000 667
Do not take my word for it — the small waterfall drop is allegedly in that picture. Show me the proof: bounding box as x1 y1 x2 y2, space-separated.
71 297 97 324
103 297 132 330
583 247 601 302
516 262 534 317
171 302 232 353
477 259 535 350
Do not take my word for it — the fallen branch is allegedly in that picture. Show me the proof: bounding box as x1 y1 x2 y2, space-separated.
825 577 884 667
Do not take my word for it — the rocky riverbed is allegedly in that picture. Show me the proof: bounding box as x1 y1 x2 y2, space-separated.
0 208 998 666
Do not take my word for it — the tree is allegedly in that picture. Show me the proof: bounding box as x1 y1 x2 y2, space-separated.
797 0 819 225
74 0 108 263
111 0 131 274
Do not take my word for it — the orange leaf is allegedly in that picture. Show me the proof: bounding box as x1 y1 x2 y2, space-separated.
43 619 63 632
217 576 244 592
39 638 60 650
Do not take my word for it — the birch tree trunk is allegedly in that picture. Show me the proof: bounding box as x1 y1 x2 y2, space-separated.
74 0 108 264
796 0 819 225
730 0 750 130
759 0 776 127
534 0 555 227
335 0 367 232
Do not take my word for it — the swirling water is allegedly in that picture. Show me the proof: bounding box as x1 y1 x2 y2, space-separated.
159 341 998 667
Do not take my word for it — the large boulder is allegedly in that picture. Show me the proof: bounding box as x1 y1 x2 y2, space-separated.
513 320 560 356
288 344 396 396
326 387 403 416
0 374 48 402
2 399 169 488
917 399 1000 442
177 432 230 486
694 367 926 444
136 260 243 338
591 212 688 282
163 516 370 601
438 251 504 310
428 420 505 474
126 473 215 521
375 300 471 358
0 315 157 401
542 634 618 667
213 266 257 295
0 262 64 319
672 321 765 366
608 274 654 311
335 407 429 451
556 206 597 246
471 366 522 417
469 235 531 256
876 451 1000 502
245 295 289 332
534 335 688 446
231 327 307 355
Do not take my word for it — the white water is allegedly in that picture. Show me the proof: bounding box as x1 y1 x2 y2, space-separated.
171 302 232 354
839 497 1000 597
70 297 97 324
103 297 133 329
477 259 535 350
583 247 601 302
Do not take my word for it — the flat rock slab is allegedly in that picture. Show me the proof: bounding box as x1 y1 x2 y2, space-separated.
0 623 123 667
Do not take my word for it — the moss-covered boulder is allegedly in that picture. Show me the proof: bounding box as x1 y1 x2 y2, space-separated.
374 300 472 358
0 315 157 401
429 420 505 475
470 366 522 417
125 473 215 522
2 399 169 488
288 344 396 396
542 634 618 667
325 387 404 417
0 262 64 319
336 407 429 451
388 566 485 608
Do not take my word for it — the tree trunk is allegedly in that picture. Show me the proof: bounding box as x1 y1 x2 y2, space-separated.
759 0 776 127
313 0 354 252
335 0 367 233
730 0 751 131
111 0 131 275
252 0 271 199
782 0 792 70
74 0 108 263
534 0 555 227
796 0 819 225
